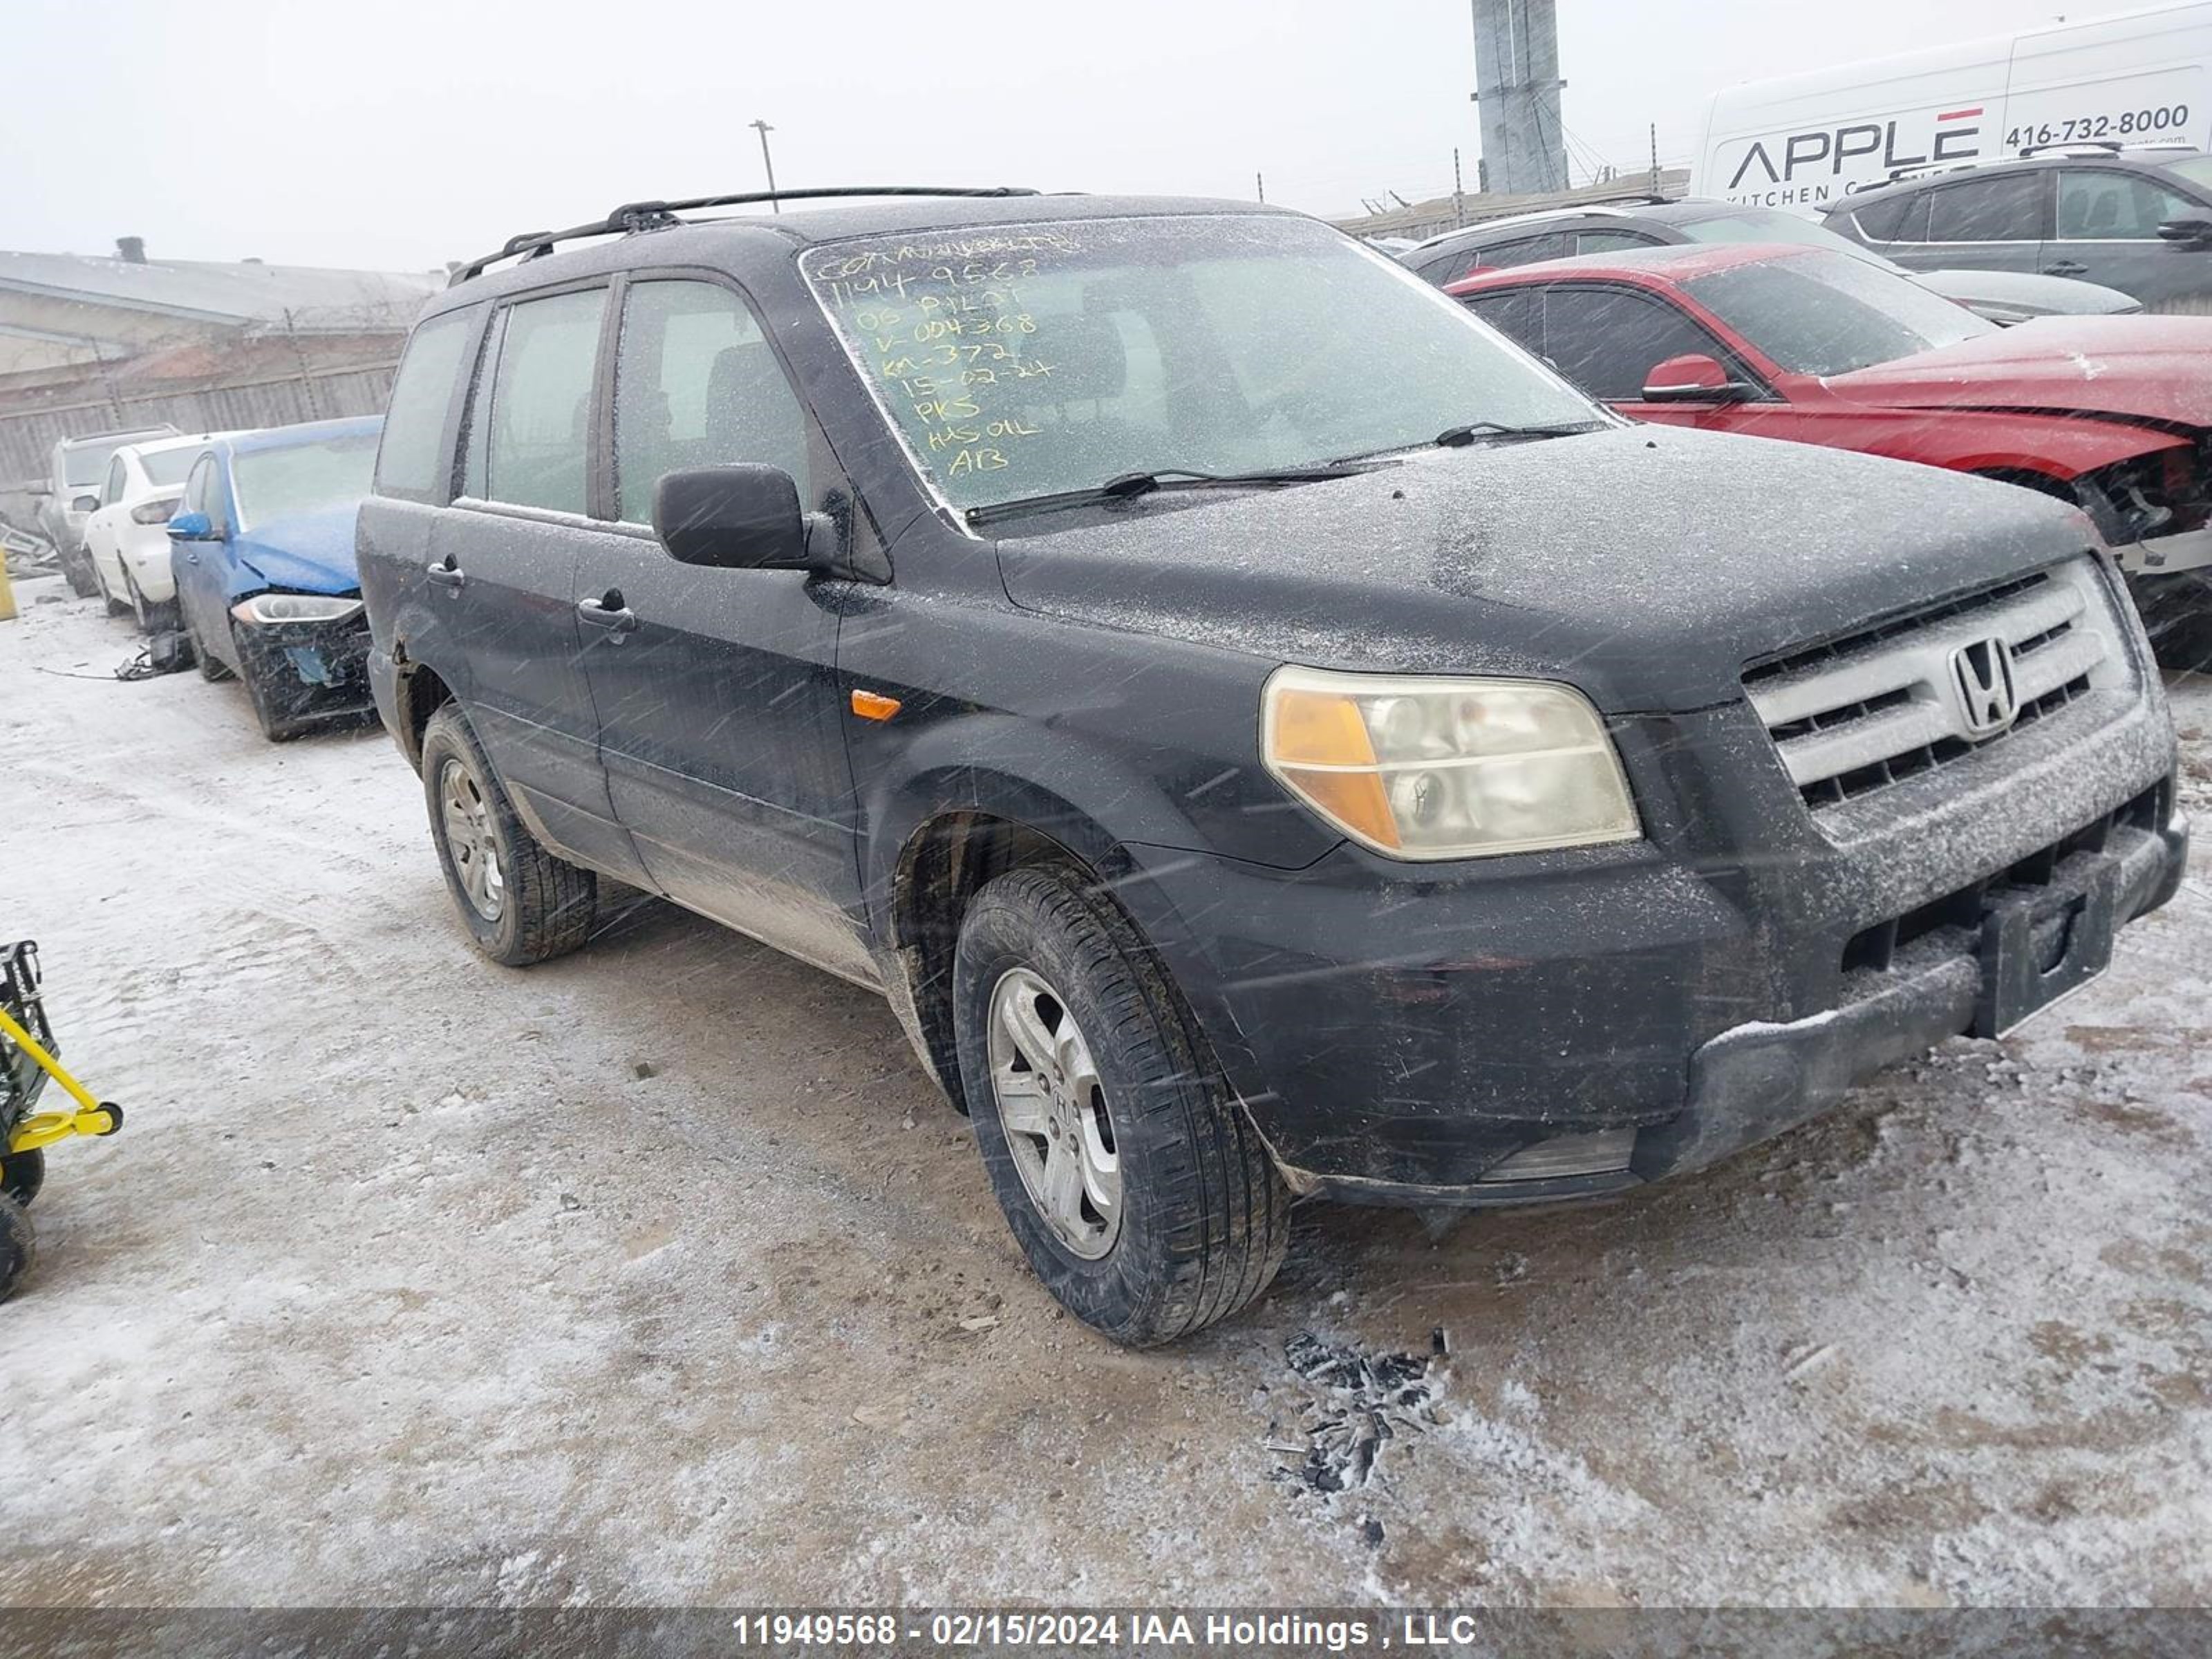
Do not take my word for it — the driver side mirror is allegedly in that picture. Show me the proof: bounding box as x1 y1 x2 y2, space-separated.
653 465 825 573
1640 353 1758 404
71 493 100 515
2157 215 2212 249
165 510 218 541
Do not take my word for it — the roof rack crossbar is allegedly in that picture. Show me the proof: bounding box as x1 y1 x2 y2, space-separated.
450 185 1044 284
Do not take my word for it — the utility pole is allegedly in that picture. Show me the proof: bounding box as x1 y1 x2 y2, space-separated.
1255 171 1266 203
751 118 780 212
1453 147 1466 225
1649 122 1662 197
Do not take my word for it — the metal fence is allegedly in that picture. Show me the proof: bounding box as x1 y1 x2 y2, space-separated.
0 363 399 488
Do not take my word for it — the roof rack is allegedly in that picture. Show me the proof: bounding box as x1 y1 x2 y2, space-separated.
449 185 1044 285
2018 140 2126 158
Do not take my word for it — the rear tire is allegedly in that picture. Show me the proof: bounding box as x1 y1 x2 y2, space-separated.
953 863 1291 1346
420 702 595 967
0 1195 33 1304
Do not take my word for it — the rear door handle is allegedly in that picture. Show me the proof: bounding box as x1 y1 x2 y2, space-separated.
577 591 637 636
427 559 465 590
2042 260 2090 277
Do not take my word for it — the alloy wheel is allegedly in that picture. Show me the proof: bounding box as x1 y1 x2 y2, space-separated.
986 966 1122 1259
438 757 506 922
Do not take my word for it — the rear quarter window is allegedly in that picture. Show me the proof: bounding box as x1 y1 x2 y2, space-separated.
375 308 476 503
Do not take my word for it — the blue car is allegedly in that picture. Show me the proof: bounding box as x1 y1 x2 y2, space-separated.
167 415 382 740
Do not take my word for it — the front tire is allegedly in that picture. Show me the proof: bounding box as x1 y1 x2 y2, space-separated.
1 1147 42 1206
61 545 98 599
953 863 1291 1346
0 1195 33 1304
187 607 232 681
420 702 594 966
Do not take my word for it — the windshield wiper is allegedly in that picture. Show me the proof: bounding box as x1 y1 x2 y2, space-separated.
1432 420 1609 447
965 462 1376 527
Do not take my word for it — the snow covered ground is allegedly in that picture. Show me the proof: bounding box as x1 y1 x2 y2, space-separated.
2 575 2208 1607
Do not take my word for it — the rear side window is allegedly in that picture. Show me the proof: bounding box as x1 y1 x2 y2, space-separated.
1538 286 1727 401
2056 169 2198 240
1483 231 1576 266
612 279 813 525
1412 246 1481 285
1926 174 2042 243
1577 229 1660 254
1461 289 1544 355
375 309 474 502
481 289 606 515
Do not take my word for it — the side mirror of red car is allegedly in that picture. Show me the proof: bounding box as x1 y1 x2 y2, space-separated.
1640 353 1757 404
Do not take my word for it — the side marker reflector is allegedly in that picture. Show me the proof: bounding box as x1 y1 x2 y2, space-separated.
850 688 903 722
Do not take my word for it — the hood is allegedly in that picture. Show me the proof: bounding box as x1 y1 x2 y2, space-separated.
232 503 362 596
1824 315 2212 429
994 427 2090 713
1916 267 2138 319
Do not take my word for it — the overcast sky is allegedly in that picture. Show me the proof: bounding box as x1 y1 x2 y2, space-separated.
1 0 2156 272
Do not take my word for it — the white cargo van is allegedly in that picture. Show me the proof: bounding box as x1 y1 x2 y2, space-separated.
1694 1 2212 209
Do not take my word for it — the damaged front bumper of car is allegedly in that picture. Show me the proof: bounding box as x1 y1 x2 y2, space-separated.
231 594 376 725
1113 642 2188 1212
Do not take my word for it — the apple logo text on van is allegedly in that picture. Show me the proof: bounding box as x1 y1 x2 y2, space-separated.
1722 111 1983 207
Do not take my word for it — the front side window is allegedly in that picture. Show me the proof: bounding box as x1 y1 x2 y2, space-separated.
803 214 1602 513
2057 169 2198 240
612 279 813 525
185 456 228 536
232 432 379 532
375 308 475 501
479 289 605 514
1686 249 1994 376
1538 286 1733 400
1926 173 2043 243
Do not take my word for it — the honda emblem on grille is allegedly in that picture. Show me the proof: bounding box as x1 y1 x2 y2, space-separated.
1950 635 2019 739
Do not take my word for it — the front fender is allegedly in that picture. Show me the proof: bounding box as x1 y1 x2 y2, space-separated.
1855 409 2185 482
858 712 1276 937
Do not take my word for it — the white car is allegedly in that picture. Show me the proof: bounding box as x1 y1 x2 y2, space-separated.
82 434 221 630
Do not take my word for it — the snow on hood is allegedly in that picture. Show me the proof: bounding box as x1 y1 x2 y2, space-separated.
1824 315 2212 429
995 427 2090 713
232 503 363 597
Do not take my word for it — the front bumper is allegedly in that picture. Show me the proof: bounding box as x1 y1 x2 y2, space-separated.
1115 685 2185 1208
235 610 375 727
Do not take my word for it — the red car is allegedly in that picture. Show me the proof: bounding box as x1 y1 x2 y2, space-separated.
1448 243 2211 659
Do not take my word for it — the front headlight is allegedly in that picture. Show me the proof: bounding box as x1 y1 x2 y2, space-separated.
1262 666 1640 859
230 593 364 626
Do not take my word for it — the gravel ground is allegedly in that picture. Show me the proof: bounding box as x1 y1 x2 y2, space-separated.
2 575 2209 1609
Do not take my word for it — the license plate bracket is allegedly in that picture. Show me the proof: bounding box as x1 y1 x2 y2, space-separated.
1972 854 2121 1039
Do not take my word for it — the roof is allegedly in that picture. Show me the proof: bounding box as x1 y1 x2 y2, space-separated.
1447 241 1810 293
218 414 383 458
1837 147 2212 212
0 251 439 335
427 193 1287 312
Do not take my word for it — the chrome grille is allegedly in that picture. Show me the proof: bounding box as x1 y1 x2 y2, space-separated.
1745 559 2124 811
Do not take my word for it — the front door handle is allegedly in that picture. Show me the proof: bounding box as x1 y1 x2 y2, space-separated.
427 557 465 591
577 590 638 636
2042 260 2090 277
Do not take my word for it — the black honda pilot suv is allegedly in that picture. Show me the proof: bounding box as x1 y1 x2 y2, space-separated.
359 187 2189 1344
